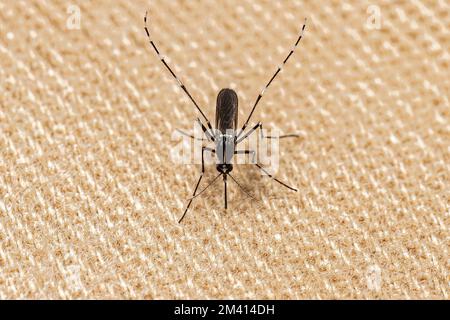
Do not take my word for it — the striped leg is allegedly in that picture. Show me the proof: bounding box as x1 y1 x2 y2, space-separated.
236 122 299 144
227 173 258 201
144 11 214 133
223 174 228 209
176 128 208 141
235 148 297 191
238 18 307 138
234 149 256 163
177 118 216 142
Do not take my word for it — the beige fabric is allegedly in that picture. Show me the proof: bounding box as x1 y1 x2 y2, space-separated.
0 0 449 299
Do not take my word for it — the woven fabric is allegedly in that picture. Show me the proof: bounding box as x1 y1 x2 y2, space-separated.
0 0 448 299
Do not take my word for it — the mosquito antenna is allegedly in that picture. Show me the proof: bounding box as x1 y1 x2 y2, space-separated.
238 18 307 138
144 11 213 131
227 173 259 202
187 173 222 200
178 173 203 223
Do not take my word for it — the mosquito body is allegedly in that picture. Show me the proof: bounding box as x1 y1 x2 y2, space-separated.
144 11 307 223
214 88 238 174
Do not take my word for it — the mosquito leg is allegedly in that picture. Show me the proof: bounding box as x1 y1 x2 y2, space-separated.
234 149 256 164
144 11 214 132
196 118 215 142
187 173 221 200
261 123 300 139
178 146 215 223
200 147 215 172
235 149 296 191
178 174 202 223
273 134 300 139
259 123 300 139
254 163 297 192
236 122 261 144
228 173 259 201
237 122 299 144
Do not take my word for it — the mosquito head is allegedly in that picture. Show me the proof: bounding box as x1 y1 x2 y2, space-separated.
216 163 233 174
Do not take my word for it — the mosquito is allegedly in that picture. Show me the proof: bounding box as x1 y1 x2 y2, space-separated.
144 11 306 223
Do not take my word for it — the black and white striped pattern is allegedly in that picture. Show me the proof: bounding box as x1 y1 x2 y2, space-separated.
236 122 300 144
238 18 307 137
144 11 213 132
